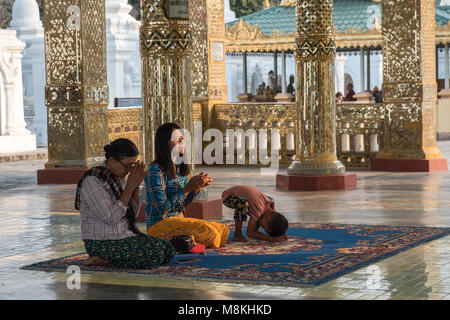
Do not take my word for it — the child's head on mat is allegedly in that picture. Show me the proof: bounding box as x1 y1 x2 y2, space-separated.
259 210 289 237
221 185 289 242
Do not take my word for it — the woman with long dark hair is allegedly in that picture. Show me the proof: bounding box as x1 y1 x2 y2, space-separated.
76 138 175 268
145 123 229 249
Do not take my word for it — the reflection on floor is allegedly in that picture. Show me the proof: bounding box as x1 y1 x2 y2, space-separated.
2 142 450 300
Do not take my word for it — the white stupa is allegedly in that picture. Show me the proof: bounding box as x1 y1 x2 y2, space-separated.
10 0 43 39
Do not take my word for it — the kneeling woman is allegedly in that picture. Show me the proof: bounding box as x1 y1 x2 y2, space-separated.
145 123 229 248
76 138 175 268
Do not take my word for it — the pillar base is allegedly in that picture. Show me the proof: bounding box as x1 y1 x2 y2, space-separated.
371 158 448 172
185 199 223 220
276 173 357 191
37 168 87 184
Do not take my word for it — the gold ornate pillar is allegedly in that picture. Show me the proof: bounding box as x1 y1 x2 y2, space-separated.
179 0 225 219
287 0 344 175
372 0 447 171
276 0 356 191
140 0 193 164
38 0 109 183
189 0 228 134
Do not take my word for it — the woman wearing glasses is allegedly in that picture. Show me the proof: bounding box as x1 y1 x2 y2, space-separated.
75 138 175 268
145 123 229 249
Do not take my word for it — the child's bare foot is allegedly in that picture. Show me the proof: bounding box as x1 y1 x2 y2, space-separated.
232 235 248 242
83 256 109 266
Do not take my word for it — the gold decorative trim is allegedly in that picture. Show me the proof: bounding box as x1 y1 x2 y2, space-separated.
436 22 450 45
225 20 269 41
225 18 450 52
225 20 293 53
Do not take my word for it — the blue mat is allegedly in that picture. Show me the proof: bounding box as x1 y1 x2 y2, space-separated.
22 223 450 287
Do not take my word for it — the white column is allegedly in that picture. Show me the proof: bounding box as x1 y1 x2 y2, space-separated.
28 37 47 145
225 55 240 102
273 51 278 87
243 52 248 94
107 52 127 107
0 30 36 152
281 51 287 93
127 50 142 97
3 34 28 136
367 48 371 91
21 55 33 127
9 0 46 146
445 43 449 89
360 47 365 92
336 53 348 95
378 52 383 87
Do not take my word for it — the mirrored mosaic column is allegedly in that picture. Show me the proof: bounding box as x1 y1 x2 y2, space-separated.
140 0 193 164
42 0 109 170
276 0 356 190
287 0 345 175
372 0 447 171
184 0 226 219
189 0 228 133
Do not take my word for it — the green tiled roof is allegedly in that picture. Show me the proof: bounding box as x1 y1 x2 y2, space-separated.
226 0 450 35
436 7 450 25
437 5 450 15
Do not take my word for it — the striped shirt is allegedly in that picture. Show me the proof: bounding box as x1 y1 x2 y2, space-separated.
79 174 140 240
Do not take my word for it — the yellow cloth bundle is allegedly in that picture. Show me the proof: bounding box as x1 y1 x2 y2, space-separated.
147 217 229 249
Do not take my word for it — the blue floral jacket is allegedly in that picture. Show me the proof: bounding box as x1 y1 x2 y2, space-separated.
144 163 197 229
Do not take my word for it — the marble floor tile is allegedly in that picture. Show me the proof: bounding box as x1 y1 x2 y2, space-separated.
2 142 450 299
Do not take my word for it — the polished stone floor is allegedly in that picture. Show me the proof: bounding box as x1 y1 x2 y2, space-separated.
2 142 450 300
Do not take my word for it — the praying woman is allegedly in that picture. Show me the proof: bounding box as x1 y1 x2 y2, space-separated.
145 123 229 248
75 138 175 269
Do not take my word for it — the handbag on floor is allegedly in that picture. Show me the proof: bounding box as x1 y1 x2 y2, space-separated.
169 235 206 254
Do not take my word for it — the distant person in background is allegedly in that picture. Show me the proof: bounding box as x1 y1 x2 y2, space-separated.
257 82 266 95
373 86 383 103
335 92 344 104
287 75 295 96
344 83 357 102
268 70 277 95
